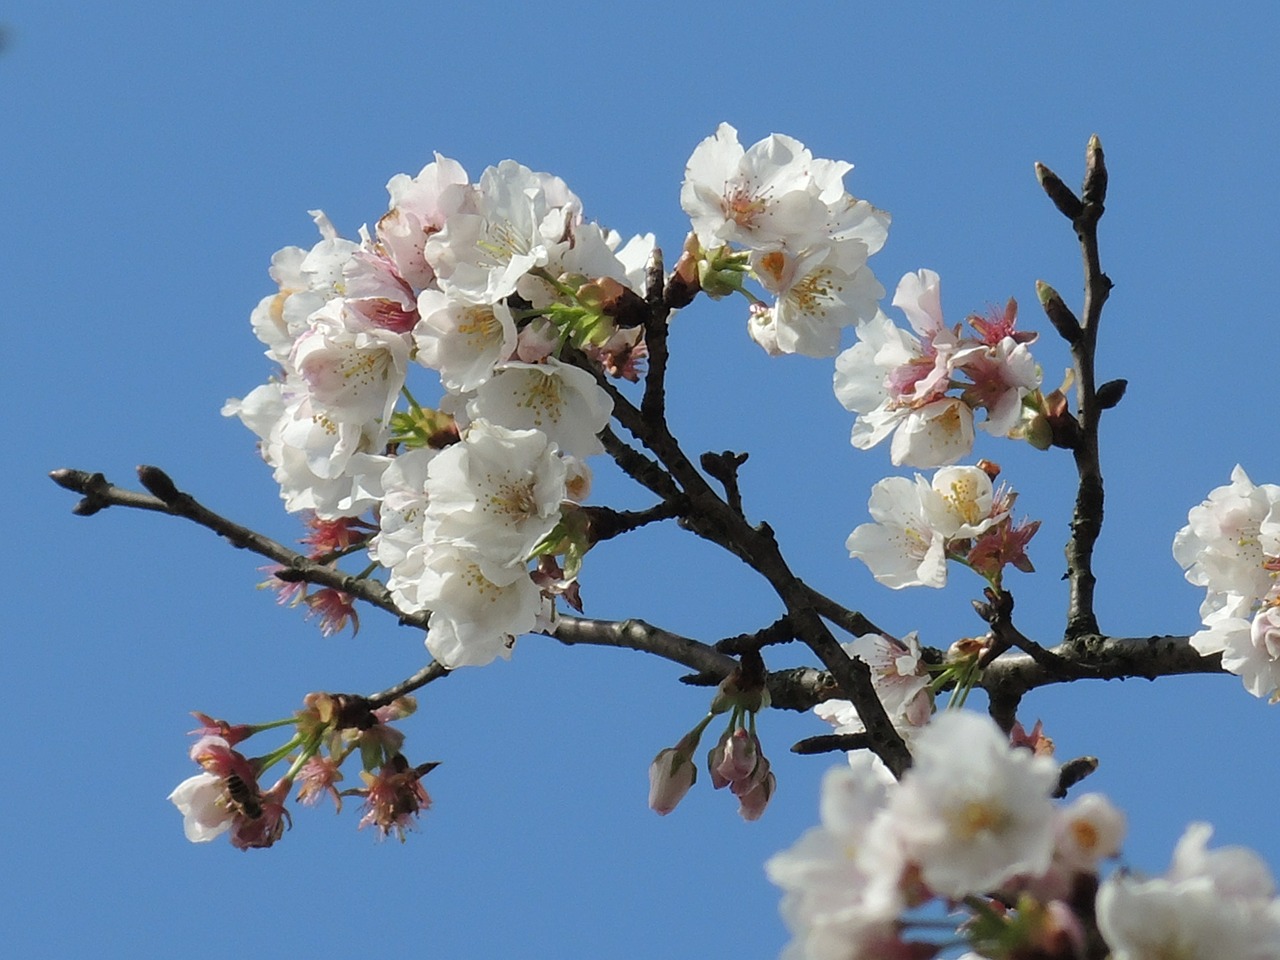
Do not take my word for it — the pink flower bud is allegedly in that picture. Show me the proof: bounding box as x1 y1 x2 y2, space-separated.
648 748 697 815
714 728 759 784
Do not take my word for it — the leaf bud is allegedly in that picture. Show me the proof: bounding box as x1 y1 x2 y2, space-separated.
1035 162 1084 221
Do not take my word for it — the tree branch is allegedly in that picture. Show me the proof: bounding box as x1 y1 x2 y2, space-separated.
50 466 429 630
1038 136 1115 640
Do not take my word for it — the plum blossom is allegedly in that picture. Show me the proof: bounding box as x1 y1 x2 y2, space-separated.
170 736 290 850
681 123 888 255
748 242 886 357
423 420 568 570
1175 465 1280 621
814 632 932 747
414 288 518 392
415 542 546 668
425 159 580 303
376 153 472 292
465 358 613 458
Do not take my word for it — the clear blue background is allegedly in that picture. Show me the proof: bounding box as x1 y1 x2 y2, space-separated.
5 2 1278 957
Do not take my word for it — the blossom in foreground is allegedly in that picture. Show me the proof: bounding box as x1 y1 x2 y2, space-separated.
888 711 1058 897
765 755 909 960
1097 823 1280 959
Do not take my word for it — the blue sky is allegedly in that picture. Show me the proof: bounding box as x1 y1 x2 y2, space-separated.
6 2 1280 957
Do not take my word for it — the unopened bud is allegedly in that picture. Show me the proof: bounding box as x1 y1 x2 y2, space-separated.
1083 133 1108 208
665 233 703 309
1036 280 1081 345
648 747 697 815
1035 162 1084 221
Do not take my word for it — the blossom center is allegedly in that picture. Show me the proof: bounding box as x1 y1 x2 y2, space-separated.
950 798 1009 840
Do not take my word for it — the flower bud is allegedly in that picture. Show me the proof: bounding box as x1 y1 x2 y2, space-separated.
648 747 697 815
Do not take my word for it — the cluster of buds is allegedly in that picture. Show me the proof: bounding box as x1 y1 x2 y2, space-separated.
168 693 437 849
648 652 775 820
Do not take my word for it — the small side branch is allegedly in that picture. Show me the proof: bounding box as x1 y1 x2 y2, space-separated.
50 466 427 629
1036 136 1115 640
365 661 450 708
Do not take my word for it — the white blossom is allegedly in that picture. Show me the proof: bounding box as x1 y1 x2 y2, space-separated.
1097 824 1280 960
417 542 545 668
887 711 1058 897
466 358 612 458
424 420 568 571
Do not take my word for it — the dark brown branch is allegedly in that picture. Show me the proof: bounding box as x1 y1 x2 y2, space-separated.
365 661 450 708
1037 136 1115 641
974 588 1099 679
716 614 797 655
1064 135 1114 641
640 247 672 426
981 633 1220 701
791 733 871 755
583 500 686 544
700 450 750 518
799 584 886 639
599 427 682 501
566 347 915 775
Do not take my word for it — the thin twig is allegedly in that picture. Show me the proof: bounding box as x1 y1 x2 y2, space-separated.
51 466 428 629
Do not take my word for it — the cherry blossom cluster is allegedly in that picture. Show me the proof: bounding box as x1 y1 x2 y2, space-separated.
225 154 653 667
169 695 435 848
834 272 1042 468
1175 466 1280 700
846 464 1039 592
770 709 1280 959
678 122 890 358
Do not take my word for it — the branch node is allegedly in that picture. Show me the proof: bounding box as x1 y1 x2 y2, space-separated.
700 449 749 516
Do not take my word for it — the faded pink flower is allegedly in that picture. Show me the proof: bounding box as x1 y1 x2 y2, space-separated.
305 588 359 637
358 757 438 841
296 755 345 811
